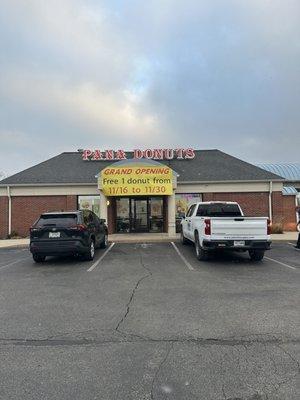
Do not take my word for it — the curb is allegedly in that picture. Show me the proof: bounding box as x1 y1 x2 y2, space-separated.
271 240 296 243
0 244 29 250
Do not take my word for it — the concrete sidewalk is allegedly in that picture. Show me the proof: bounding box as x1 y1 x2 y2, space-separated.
0 238 30 249
0 232 298 249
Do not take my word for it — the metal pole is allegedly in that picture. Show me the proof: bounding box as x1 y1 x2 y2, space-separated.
7 186 11 236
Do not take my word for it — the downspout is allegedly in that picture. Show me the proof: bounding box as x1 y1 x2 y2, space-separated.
7 186 12 236
296 194 299 223
268 181 273 221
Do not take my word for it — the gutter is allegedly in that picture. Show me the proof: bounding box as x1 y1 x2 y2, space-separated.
0 183 97 187
0 179 285 187
177 179 285 184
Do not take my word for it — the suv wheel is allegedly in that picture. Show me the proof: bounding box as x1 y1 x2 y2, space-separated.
33 254 46 263
85 239 95 261
100 232 108 249
195 234 209 261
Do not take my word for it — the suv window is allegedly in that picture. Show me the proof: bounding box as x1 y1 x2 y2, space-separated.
36 214 78 227
186 204 196 217
197 203 242 217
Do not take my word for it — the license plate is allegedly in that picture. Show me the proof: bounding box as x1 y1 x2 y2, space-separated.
234 240 245 246
49 232 60 238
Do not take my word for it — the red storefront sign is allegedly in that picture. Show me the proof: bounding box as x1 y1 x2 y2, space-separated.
82 148 195 161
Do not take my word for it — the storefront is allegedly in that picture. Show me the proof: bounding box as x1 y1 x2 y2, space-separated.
0 148 298 238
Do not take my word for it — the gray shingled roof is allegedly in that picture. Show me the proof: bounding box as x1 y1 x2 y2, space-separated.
0 150 284 185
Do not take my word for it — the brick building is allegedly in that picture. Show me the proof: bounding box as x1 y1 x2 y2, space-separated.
0 149 298 238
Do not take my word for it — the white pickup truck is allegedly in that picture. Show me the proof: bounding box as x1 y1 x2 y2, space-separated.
181 201 271 261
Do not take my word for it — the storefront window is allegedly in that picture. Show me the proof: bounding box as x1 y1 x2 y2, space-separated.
78 196 101 218
175 193 202 232
149 198 163 233
116 198 130 233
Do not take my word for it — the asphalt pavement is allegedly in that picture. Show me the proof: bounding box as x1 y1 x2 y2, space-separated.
0 242 299 400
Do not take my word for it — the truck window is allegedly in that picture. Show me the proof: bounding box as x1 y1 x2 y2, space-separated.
186 204 196 217
198 204 242 217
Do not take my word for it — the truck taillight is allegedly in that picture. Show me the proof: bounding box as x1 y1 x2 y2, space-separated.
267 219 271 235
204 219 211 235
70 224 86 231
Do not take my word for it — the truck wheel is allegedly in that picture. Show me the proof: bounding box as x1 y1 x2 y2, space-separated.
85 239 95 261
180 230 189 245
249 250 265 261
99 232 108 249
195 234 209 261
33 254 46 263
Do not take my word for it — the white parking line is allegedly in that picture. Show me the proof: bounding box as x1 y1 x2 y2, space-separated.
0 257 31 271
265 256 297 271
171 242 195 271
87 242 115 272
287 242 300 251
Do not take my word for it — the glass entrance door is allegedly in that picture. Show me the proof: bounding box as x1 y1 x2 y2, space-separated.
116 197 164 233
131 198 148 232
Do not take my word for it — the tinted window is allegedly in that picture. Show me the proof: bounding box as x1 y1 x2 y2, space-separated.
91 212 100 225
186 204 196 217
197 203 242 217
196 205 206 216
36 214 78 227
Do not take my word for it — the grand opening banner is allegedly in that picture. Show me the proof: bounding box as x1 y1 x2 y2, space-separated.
99 164 173 196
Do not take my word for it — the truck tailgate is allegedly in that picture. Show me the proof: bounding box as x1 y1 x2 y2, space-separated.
210 218 268 240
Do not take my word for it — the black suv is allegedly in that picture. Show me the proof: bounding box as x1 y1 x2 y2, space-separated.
30 210 108 263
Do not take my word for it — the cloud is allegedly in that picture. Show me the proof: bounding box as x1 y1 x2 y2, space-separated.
0 0 299 175
0 70 159 141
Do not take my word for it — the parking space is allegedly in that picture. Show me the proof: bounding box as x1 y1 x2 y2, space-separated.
0 242 299 399
175 240 300 271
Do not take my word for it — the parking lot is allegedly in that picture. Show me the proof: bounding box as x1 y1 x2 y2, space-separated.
0 241 299 400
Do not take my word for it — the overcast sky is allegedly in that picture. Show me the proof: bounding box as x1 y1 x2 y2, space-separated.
0 0 299 177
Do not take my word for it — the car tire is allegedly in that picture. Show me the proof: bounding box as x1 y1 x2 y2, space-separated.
249 250 265 262
195 233 209 261
32 254 46 263
85 239 95 261
180 230 189 245
100 232 108 249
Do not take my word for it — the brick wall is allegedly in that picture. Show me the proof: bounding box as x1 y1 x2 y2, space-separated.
202 192 269 216
271 191 284 225
7 195 78 238
107 197 116 234
202 191 296 230
282 196 297 231
0 196 9 239
0 191 297 238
